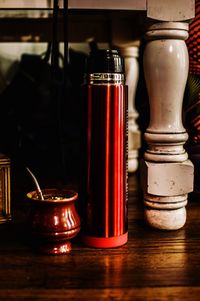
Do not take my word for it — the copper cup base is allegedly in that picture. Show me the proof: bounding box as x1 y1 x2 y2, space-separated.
33 240 72 255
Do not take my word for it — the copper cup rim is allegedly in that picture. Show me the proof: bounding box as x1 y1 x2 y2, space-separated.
27 188 78 204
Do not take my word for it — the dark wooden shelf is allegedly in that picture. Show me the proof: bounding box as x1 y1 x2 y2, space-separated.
0 173 200 300
0 0 146 43
0 10 145 42
0 0 146 11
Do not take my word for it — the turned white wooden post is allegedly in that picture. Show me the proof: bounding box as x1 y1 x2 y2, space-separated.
141 0 195 230
120 45 141 173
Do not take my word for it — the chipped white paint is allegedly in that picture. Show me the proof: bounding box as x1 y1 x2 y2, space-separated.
141 160 194 196
144 194 188 229
141 21 194 230
145 207 186 230
147 0 195 21
143 22 189 163
120 45 141 173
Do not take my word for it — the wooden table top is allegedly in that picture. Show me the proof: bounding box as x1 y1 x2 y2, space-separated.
0 173 200 301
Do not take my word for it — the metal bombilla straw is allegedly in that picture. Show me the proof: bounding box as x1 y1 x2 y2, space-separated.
26 167 44 201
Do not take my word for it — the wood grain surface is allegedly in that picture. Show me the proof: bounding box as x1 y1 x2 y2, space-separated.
0 173 200 300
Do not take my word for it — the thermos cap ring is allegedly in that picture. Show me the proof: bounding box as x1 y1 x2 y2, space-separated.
88 73 125 84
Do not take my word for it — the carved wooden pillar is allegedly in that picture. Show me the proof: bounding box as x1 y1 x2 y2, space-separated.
141 22 194 230
120 45 141 172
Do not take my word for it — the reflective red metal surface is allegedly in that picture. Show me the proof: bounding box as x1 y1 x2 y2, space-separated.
81 84 128 247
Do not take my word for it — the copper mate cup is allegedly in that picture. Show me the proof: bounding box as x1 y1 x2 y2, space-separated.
27 189 80 254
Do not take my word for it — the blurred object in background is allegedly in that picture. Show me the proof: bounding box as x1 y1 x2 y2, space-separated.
120 43 141 173
0 44 87 188
184 0 200 194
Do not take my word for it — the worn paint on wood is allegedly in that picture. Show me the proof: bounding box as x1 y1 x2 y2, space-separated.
147 0 195 21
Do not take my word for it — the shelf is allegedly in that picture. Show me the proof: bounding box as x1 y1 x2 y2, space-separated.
69 0 146 10
0 0 146 10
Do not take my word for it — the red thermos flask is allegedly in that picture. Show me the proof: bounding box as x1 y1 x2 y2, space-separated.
81 49 128 248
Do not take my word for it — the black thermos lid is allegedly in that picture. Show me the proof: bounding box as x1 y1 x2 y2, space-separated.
87 49 124 74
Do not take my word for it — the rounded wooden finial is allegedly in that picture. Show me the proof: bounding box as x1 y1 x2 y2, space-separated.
145 207 186 230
